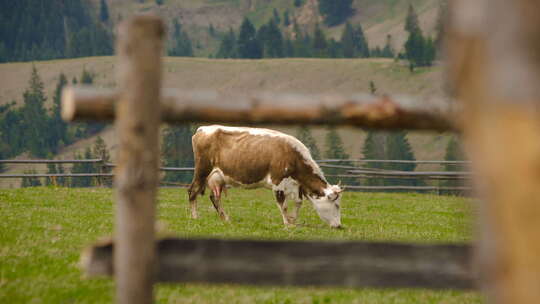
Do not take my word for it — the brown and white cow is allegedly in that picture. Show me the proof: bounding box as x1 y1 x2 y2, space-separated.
187 125 343 228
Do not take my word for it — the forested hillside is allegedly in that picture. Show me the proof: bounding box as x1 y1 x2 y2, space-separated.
0 0 455 188
0 0 113 62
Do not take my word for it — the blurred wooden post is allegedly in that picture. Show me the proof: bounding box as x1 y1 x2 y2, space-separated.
447 1 540 303
114 16 164 304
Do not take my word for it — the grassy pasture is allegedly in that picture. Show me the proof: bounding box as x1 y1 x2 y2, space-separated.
0 187 482 303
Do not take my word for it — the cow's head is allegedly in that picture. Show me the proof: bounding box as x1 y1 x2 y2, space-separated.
307 184 343 228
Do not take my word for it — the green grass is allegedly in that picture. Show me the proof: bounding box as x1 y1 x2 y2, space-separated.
0 187 482 303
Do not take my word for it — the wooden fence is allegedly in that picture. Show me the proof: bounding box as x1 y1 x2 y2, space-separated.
0 158 471 192
56 1 540 302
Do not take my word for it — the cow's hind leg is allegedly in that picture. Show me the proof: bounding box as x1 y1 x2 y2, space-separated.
210 185 229 221
274 190 291 226
188 181 204 219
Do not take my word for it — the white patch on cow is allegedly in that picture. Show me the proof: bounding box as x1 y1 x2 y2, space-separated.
272 177 301 201
198 125 325 180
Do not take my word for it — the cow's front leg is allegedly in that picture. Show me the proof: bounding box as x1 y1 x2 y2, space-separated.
274 190 292 226
287 199 303 224
210 185 229 221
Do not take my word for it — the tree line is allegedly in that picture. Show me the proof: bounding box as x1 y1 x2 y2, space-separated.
0 66 104 161
214 17 383 59
0 0 113 63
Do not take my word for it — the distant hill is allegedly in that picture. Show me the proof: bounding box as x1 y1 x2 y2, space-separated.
95 0 440 57
0 56 452 188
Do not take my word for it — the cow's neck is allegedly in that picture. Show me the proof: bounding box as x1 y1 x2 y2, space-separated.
294 171 329 197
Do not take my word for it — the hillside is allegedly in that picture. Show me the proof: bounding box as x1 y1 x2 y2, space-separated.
91 0 440 57
0 57 453 188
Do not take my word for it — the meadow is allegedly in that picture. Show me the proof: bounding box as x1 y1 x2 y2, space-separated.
0 187 482 303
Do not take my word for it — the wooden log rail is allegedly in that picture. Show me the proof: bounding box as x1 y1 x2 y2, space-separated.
62 86 458 131
81 238 475 290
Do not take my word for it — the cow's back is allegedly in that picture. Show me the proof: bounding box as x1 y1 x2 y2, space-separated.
193 126 303 186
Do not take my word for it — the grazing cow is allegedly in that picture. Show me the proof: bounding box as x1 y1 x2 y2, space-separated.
188 125 343 228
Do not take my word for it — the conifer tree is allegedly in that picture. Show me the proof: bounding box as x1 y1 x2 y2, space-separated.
324 127 352 184
294 0 303 8
92 135 111 186
21 66 52 157
296 126 320 160
161 125 195 184
318 0 354 26
440 136 466 195
169 19 194 57
355 24 370 57
22 169 41 187
283 10 291 27
216 28 237 58
259 20 284 58
237 18 262 59
382 34 395 58
340 22 357 58
405 4 420 34
51 73 69 148
362 131 386 186
312 24 328 57
385 131 419 187
99 0 109 22
273 8 281 25
70 149 94 187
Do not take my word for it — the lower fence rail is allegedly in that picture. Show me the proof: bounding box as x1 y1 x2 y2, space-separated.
82 238 475 290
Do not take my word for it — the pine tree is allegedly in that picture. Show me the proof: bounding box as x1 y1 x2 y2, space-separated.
51 73 69 148
273 8 281 25
340 22 357 58
384 131 419 187
318 0 354 26
237 18 262 59
324 127 353 184
216 28 237 58
161 125 195 184
283 10 291 27
296 126 320 160
21 66 52 157
312 24 328 57
440 136 466 195
45 162 58 186
70 149 94 187
294 0 303 8
259 20 284 58
156 0 164 5
99 0 109 23
361 131 386 186
404 28 426 68
382 34 395 58
169 19 194 57
405 4 420 34
355 24 370 57
21 169 42 187
92 136 111 186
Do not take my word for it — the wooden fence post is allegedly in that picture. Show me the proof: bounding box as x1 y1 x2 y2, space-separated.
114 16 164 304
448 1 540 302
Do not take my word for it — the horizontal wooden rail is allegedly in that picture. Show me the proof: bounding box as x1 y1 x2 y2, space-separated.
0 173 113 178
81 238 475 290
318 159 471 165
345 185 472 191
62 86 458 131
348 170 472 177
0 159 103 164
327 174 470 181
